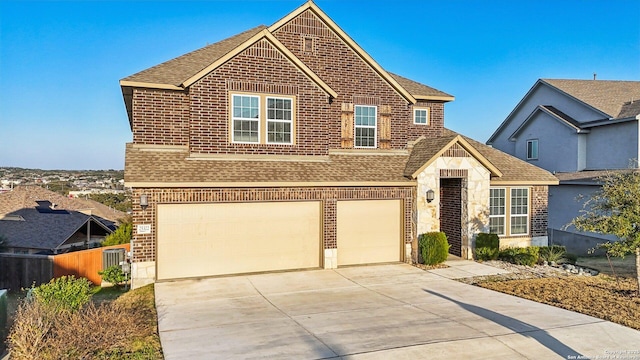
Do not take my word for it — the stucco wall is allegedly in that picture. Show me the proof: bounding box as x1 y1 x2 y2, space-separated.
586 121 639 170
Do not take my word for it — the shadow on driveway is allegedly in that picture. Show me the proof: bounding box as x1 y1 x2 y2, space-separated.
423 289 583 359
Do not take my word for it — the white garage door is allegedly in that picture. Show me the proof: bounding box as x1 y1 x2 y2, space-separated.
157 201 321 280
337 199 402 266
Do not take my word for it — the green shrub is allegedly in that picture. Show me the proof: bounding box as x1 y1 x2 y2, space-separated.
102 219 132 246
538 245 567 263
418 232 450 265
498 246 540 266
99 265 127 287
564 252 578 265
474 233 499 261
31 276 92 313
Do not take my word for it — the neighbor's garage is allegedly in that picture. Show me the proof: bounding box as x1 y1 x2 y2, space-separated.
337 199 403 266
156 201 321 280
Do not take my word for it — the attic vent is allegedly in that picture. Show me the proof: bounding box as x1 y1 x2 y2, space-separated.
443 143 470 158
0 215 25 221
440 169 468 178
303 37 314 52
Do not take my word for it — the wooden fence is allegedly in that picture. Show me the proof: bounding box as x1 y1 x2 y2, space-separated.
0 253 53 291
0 244 130 290
53 244 130 285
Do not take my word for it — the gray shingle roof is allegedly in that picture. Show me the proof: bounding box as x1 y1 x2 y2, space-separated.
617 101 640 119
554 169 638 184
542 79 640 119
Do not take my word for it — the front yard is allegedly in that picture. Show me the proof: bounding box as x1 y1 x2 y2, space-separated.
465 255 640 331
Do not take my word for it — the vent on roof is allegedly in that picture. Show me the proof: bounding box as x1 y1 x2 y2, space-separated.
35 200 69 214
0 214 25 221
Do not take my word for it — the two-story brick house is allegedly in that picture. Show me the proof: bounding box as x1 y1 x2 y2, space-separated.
121 1 557 287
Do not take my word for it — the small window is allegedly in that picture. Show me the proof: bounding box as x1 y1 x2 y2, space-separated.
527 139 538 160
232 95 259 143
266 97 292 144
354 105 377 148
414 108 430 125
510 188 529 235
489 188 506 235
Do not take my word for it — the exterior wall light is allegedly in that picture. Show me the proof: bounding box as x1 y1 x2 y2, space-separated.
426 189 435 203
140 194 149 210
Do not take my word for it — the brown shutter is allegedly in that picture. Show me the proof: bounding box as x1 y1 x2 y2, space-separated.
341 103 354 148
379 105 391 149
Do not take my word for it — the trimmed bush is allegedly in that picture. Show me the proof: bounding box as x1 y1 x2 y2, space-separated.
99 265 127 287
418 232 450 265
498 246 540 266
31 276 92 313
538 245 567 263
474 233 499 261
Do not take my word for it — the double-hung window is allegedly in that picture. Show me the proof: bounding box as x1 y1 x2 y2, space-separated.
266 97 292 144
510 188 529 235
489 187 529 236
489 188 506 235
231 93 295 145
232 95 260 143
526 139 538 160
414 108 430 125
355 105 377 148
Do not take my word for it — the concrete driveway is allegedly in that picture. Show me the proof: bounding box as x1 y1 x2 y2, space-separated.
155 263 640 359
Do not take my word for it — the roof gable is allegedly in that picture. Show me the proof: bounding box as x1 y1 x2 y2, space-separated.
268 1 419 104
404 135 502 179
121 28 337 98
509 105 587 141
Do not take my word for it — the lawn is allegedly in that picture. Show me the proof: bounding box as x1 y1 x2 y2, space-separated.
475 255 639 331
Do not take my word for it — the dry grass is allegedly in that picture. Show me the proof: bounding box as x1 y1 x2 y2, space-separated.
577 255 637 278
478 275 640 330
7 284 162 359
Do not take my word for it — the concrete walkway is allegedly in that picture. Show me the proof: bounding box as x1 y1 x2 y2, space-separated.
427 259 511 279
155 263 640 359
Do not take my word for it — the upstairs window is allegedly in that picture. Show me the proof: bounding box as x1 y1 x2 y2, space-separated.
232 95 259 143
354 105 377 148
230 93 295 145
527 139 538 160
266 97 292 144
414 108 430 125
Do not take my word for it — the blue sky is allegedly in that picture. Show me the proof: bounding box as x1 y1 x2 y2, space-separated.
1 0 638 170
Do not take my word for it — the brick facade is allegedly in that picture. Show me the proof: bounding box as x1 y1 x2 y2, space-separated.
132 88 189 146
531 185 549 237
440 178 463 257
131 186 415 263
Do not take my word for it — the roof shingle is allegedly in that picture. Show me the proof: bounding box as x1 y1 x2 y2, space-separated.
542 79 640 119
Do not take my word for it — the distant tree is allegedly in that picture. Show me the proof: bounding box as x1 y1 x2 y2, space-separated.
102 217 132 246
88 193 131 213
572 170 640 294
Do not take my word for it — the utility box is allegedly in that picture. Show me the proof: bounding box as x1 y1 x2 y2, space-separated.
102 248 126 270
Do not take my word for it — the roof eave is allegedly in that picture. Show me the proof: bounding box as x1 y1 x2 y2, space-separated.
414 95 455 102
508 105 586 141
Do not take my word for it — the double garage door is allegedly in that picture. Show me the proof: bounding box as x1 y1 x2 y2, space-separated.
157 200 402 280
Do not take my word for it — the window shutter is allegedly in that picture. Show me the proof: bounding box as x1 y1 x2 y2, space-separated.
379 105 391 149
341 103 354 148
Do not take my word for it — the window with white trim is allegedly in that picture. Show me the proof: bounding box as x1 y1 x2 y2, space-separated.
489 187 529 237
489 188 506 235
355 105 377 148
232 94 260 143
527 139 538 160
510 188 529 235
414 108 430 125
266 97 292 144
230 93 295 145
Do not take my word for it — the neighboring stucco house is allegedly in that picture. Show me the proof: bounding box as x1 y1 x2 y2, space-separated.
487 79 640 254
0 186 123 254
121 1 557 287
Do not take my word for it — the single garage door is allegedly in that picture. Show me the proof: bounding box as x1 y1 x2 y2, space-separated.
156 201 321 280
337 199 402 266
